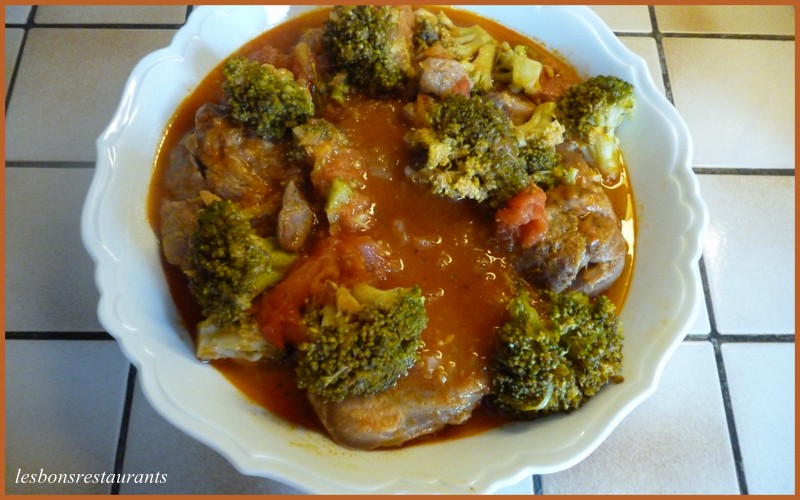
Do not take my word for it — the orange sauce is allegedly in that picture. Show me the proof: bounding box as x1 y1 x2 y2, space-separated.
148 6 636 446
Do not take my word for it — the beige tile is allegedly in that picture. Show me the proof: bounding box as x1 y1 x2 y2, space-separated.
542 342 739 494
5 5 32 24
5 28 175 162
5 340 130 494
698 175 795 335
590 6 652 33
619 36 664 95
664 38 794 169
35 5 186 25
6 168 103 332
656 5 795 35
722 343 795 494
5 28 24 97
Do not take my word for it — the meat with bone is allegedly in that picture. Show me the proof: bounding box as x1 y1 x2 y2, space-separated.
308 354 490 450
514 180 626 296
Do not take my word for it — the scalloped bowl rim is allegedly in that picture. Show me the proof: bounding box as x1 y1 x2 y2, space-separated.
81 5 708 494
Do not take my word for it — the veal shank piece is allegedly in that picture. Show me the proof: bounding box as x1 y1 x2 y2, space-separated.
308 357 490 450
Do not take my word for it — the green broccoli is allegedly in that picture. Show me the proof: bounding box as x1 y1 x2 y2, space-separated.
493 42 544 96
515 101 565 148
550 290 624 398
296 283 428 402
323 5 415 96
555 75 635 183
514 101 577 189
291 117 351 169
325 177 374 235
222 56 314 140
519 143 570 191
412 8 442 50
490 289 623 419
406 93 531 207
186 198 297 327
415 9 498 94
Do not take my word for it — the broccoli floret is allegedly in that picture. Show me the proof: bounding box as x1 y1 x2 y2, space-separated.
513 101 576 189
187 199 297 327
493 42 544 96
195 315 283 362
520 143 575 191
418 10 498 94
327 71 350 104
325 177 374 235
406 94 531 207
296 283 428 402
412 8 442 50
490 289 623 419
436 13 496 62
323 5 414 96
515 101 565 148
556 75 635 183
222 57 314 140
292 117 350 167
551 291 624 397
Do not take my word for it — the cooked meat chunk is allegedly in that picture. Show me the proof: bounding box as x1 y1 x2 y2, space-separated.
163 142 207 201
392 6 417 75
308 356 490 450
309 352 489 451
185 103 289 212
292 118 366 195
276 180 316 252
159 197 204 269
418 57 471 97
514 182 626 296
485 91 538 125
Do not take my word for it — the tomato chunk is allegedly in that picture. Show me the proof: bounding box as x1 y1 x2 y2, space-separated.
495 185 548 249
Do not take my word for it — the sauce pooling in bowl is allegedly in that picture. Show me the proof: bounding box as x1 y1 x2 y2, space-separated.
148 6 635 448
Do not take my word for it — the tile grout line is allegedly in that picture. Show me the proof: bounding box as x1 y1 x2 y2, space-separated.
4 6 36 112
693 167 795 176
648 5 675 106
698 257 749 494
18 22 185 29
110 364 138 495
660 32 794 41
710 337 749 495
6 161 99 169
532 474 543 495
5 331 115 341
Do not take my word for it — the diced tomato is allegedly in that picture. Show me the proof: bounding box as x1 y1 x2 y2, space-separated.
495 185 548 249
257 234 399 349
258 244 340 349
311 148 366 195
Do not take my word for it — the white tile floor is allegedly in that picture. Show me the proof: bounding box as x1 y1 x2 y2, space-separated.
5 5 795 495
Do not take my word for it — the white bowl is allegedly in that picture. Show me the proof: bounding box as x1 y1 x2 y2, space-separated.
82 5 708 494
